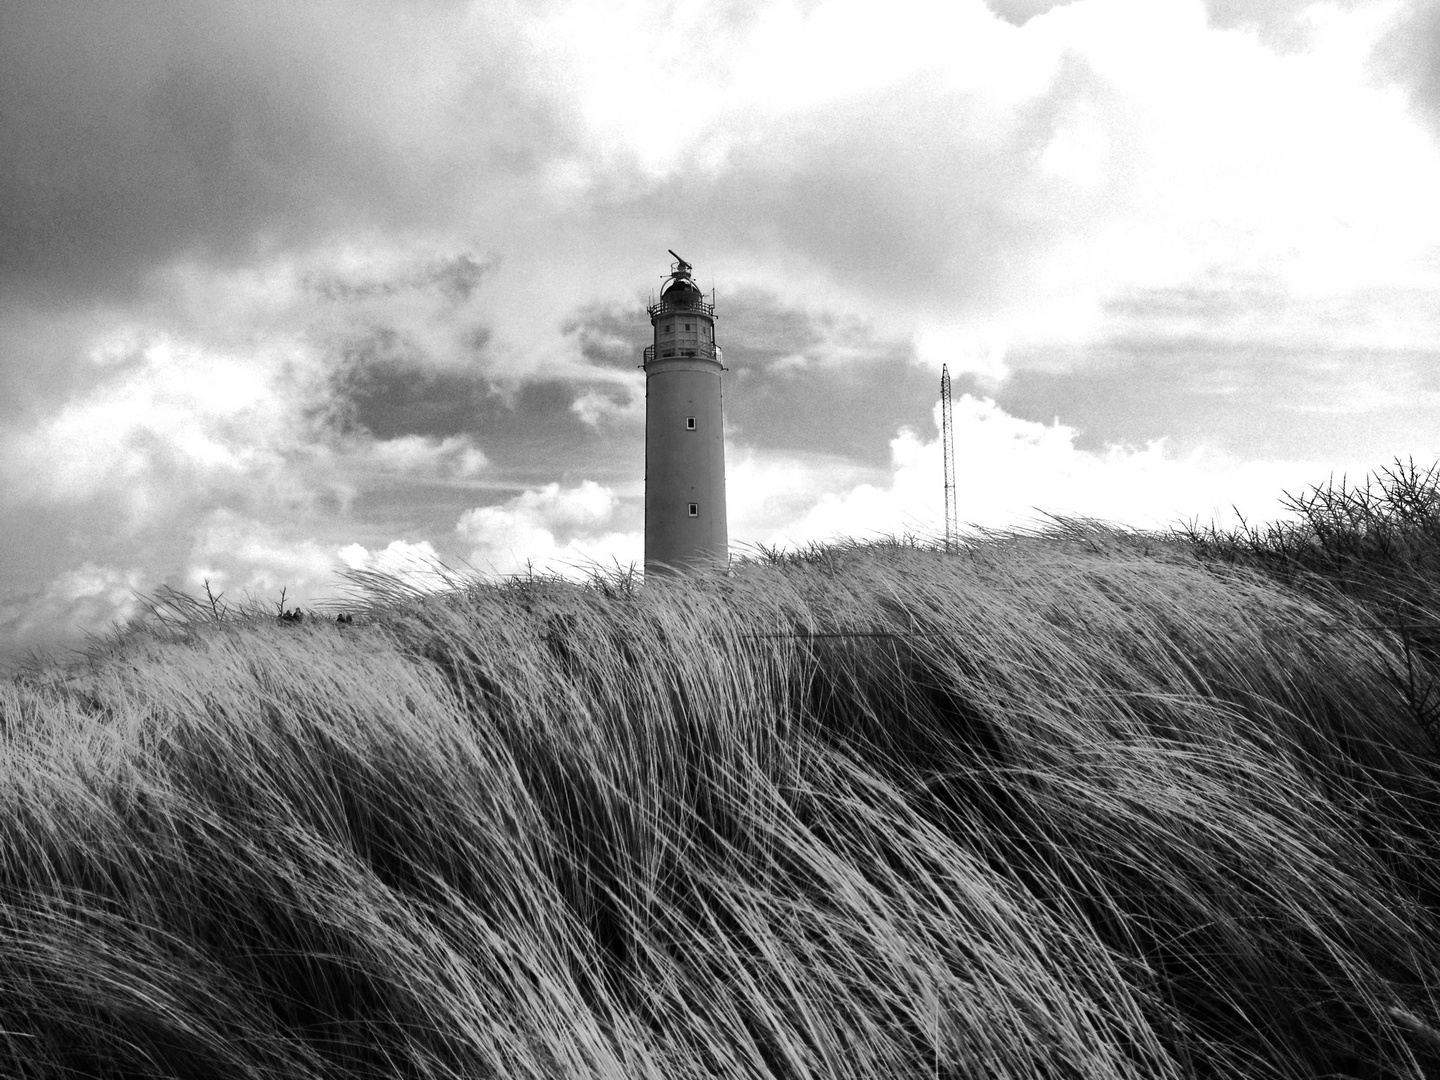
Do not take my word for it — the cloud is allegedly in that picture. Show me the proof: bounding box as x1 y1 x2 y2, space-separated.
324 346 637 482
987 0 1078 28
988 337 1440 463
565 289 939 467
338 539 442 572
0 332 298 521
723 294 940 466
0 563 147 671
535 3 1143 331
366 436 488 480
0 317 499 654
0 1 573 306
0 235 507 506
308 254 494 306
184 509 340 600
734 395 1352 553
456 481 640 576
582 0 1440 369
301 248 497 379
324 337 493 441
1373 0 1440 133
727 449 889 548
648 63 1122 320
563 304 651 372
1203 0 1374 50
337 539 450 594
971 263 1440 461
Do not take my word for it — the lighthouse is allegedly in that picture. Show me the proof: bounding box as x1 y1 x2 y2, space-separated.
643 251 728 574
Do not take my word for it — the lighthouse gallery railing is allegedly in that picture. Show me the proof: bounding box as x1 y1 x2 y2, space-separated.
647 296 715 319
643 342 723 364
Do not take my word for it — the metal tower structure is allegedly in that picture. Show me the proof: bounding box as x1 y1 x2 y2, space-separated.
941 364 957 553
641 251 728 574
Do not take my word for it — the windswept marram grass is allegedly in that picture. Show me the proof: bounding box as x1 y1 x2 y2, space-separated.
3 529 1440 1078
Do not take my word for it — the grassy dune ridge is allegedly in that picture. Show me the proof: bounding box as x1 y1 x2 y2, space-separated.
4 484 1440 1076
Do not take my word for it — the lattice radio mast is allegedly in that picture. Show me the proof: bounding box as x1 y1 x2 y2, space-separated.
941 364 957 553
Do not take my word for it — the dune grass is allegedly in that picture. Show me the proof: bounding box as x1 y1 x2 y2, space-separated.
1177 457 1440 741
3 505 1440 1076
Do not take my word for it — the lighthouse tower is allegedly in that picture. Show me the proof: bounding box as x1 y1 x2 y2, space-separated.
643 251 728 574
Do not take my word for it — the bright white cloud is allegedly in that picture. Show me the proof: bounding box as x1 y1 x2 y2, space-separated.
829 0 1440 388
456 481 641 576
731 397 1354 553
367 435 488 478
0 308 497 533
442 0 1440 419
337 539 451 595
185 509 340 603
527 0 1045 177
0 333 286 507
727 449 886 548
338 539 441 572
981 0 1440 346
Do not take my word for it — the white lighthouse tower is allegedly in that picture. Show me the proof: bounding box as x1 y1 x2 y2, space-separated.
643 251 728 574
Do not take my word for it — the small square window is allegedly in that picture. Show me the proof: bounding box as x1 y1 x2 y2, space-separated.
688 503 699 517
686 416 696 430
665 325 673 334
685 323 692 330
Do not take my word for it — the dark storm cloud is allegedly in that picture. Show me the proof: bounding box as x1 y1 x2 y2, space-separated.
0 2 569 305
0 301 115 423
308 255 497 305
563 305 651 372
324 330 636 480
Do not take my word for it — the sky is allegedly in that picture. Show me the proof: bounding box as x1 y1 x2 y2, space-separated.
2 0 1439 670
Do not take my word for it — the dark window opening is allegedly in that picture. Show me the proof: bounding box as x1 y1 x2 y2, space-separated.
686 416 696 430
685 323 692 330
665 325 673 334
688 503 699 517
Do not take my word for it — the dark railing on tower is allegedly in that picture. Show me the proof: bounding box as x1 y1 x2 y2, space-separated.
647 295 715 319
643 342 723 364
